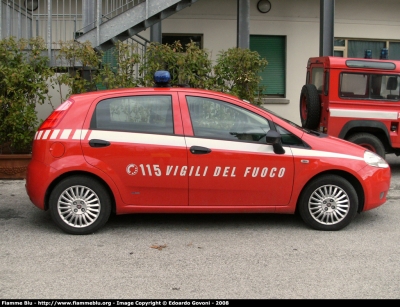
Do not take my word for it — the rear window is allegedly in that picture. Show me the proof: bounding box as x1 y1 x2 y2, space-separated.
311 67 324 92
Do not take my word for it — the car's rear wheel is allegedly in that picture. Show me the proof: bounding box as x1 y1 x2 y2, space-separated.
49 176 112 235
299 84 321 130
298 175 358 231
347 132 385 158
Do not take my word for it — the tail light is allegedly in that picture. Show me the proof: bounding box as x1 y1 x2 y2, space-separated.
39 100 73 130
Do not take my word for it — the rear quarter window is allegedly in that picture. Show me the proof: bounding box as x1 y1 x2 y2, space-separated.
340 73 400 100
340 73 368 98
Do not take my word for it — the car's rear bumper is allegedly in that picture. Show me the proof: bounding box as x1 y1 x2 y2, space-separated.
26 159 54 210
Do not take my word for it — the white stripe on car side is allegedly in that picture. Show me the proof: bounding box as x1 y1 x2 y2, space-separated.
43 130 51 139
330 108 398 120
186 138 363 160
290 147 364 161
184 137 278 155
50 129 60 139
72 129 88 140
60 129 72 139
35 129 83 140
35 129 364 161
72 130 81 140
88 130 187 147
81 130 88 139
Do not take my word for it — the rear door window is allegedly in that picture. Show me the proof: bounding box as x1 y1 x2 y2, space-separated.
91 95 173 134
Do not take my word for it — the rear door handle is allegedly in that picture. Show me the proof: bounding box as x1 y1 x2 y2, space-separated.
89 139 111 148
190 146 211 154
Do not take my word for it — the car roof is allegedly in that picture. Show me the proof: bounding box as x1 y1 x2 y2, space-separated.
68 86 242 102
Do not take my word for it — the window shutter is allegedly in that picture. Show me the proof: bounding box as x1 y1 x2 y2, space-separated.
250 35 286 96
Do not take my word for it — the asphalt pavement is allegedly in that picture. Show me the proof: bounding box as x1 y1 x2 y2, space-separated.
0 154 400 299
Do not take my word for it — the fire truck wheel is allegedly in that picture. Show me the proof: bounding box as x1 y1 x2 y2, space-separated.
347 132 386 158
299 84 321 130
298 174 358 231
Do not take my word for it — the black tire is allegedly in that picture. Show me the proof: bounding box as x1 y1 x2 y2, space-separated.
298 175 358 231
347 132 386 158
299 84 321 130
49 176 112 235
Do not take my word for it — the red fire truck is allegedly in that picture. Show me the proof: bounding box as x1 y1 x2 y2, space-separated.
300 56 400 158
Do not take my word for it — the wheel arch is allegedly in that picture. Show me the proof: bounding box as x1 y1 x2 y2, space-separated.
44 171 116 213
338 120 392 151
296 170 365 214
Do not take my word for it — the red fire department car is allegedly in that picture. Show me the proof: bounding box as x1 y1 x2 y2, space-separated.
300 56 400 158
26 71 390 235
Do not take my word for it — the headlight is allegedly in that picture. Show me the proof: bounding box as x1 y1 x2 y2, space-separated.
364 151 389 168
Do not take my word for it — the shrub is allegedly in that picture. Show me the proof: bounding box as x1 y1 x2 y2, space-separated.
0 37 54 153
56 40 101 96
213 47 268 104
56 40 267 105
97 41 141 89
139 41 213 88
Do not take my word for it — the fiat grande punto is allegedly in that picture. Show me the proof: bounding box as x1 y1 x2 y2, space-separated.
26 72 391 234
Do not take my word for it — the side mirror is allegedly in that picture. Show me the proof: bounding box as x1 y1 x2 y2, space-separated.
266 130 285 154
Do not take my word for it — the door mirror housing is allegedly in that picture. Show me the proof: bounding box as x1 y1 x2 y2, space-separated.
266 130 285 154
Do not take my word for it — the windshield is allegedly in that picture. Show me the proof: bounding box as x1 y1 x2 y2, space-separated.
253 104 322 136
253 104 301 128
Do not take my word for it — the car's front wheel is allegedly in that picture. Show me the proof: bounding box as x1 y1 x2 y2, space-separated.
298 175 358 231
49 176 112 235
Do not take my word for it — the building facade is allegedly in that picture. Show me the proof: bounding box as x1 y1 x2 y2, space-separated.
2 0 400 123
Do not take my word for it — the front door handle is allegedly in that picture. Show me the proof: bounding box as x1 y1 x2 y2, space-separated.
190 146 211 154
89 139 111 148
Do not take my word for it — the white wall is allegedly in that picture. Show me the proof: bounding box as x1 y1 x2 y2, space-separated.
36 74 70 121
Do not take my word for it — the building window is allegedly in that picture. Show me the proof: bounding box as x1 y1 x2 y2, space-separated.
162 34 203 49
334 38 400 60
250 35 286 97
389 42 400 60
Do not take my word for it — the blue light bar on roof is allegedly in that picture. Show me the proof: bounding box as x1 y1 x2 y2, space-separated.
154 71 171 87
380 48 389 60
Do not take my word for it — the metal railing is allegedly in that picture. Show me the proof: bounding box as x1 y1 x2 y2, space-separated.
101 0 145 23
1 0 148 66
